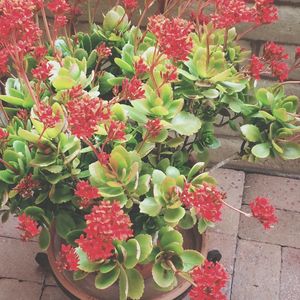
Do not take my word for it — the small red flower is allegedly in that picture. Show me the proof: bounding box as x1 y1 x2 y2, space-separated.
270 61 289 82
0 128 9 140
122 76 145 100
97 151 110 166
66 96 109 139
17 109 29 123
253 0 278 25
250 55 265 80
75 181 100 209
189 260 229 300
14 174 40 199
35 102 60 129
32 61 53 81
162 64 178 82
56 244 79 272
145 119 163 138
122 0 138 10
180 183 225 223
76 201 133 261
148 16 194 61
106 120 126 141
134 58 148 76
96 43 112 59
250 197 278 229
17 213 40 241
263 42 289 61
54 15 68 28
33 46 48 62
47 0 71 15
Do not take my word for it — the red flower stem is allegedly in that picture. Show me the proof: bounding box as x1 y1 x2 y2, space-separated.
0 100 9 125
222 200 252 217
277 80 300 86
0 158 19 174
41 5 55 51
177 271 197 287
236 25 258 41
21 70 40 110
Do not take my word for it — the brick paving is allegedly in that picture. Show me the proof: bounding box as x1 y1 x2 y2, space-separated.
0 169 299 299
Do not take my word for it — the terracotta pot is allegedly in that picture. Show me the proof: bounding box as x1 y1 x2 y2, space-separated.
47 227 206 300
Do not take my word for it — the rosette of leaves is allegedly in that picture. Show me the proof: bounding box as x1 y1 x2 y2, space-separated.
240 87 300 160
89 145 150 207
49 57 94 92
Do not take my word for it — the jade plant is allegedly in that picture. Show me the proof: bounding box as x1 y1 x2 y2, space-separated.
0 0 299 299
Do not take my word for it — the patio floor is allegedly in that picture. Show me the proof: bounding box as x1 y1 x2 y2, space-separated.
0 168 299 300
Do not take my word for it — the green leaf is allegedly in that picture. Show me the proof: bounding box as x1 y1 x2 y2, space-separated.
52 76 76 91
73 270 88 281
152 262 175 288
187 162 205 181
202 89 219 99
164 207 186 223
136 174 151 196
95 267 120 289
76 247 101 272
160 230 183 248
178 211 196 229
140 197 162 217
49 184 74 204
55 213 76 239
197 218 208 234
24 206 45 218
240 124 262 142
181 250 205 272
119 266 129 300
114 58 134 73
126 268 145 300
124 239 141 269
39 227 50 250
251 143 271 159
99 261 117 274
256 88 273 106
30 152 57 168
66 229 84 246
152 169 166 184
279 142 300 160
171 112 202 136
135 234 153 262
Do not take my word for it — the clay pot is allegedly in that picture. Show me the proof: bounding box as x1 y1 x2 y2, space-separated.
47 228 205 300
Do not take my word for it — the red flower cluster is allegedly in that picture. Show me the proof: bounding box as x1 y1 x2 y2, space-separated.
33 46 48 62
32 61 53 81
17 213 40 241
97 151 110 166
17 109 29 123
212 0 253 29
75 181 100 209
14 174 40 199
250 42 289 81
106 120 126 141
148 16 193 61
0 0 42 58
122 76 145 100
134 58 149 76
180 183 225 222
123 0 138 10
212 0 278 28
96 43 112 59
76 201 133 261
0 128 9 140
189 260 229 300
35 102 60 129
66 96 110 139
47 0 71 15
249 197 278 229
0 52 8 75
145 119 163 138
56 244 79 272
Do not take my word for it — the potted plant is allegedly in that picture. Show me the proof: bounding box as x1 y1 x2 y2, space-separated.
0 0 299 299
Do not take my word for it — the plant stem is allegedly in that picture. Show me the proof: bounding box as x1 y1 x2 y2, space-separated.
0 158 19 174
208 152 240 173
41 6 54 50
222 200 252 217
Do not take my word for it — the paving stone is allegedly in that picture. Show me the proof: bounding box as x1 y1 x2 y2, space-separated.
0 237 44 283
238 205 300 248
41 286 71 300
231 239 281 300
280 247 300 300
0 216 21 239
209 169 245 237
243 174 300 212
202 231 237 275
0 278 42 300
45 272 58 287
